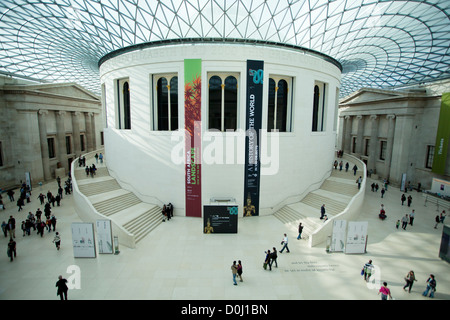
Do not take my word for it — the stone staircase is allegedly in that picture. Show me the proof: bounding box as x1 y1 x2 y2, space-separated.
73 158 162 245
274 164 361 240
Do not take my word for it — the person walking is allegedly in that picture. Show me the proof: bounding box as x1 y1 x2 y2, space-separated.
56 275 69 300
422 274 436 298
264 249 271 270
407 195 412 207
440 210 446 224
409 210 415 226
381 188 385 198
403 270 417 293
401 214 409 230
231 261 238 285
7 216 15 239
53 232 61 250
237 260 243 282
434 215 440 229
320 204 326 219
356 176 362 189
378 282 393 300
297 223 304 240
279 234 290 253
352 164 358 175
363 260 374 282
270 247 278 269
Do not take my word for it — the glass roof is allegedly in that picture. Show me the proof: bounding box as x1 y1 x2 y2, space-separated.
0 0 449 98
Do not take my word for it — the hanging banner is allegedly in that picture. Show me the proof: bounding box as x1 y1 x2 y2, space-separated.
432 92 450 174
184 59 202 217
243 60 264 217
71 222 96 258
96 220 113 254
330 220 347 252
345 221 368 254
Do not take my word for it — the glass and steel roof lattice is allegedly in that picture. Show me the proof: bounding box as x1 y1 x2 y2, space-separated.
0 0 449 97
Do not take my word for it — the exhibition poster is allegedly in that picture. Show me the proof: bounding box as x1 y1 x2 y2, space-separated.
96 220 113 254
345 221 368 254
204 205 238 234
71 222 96 258
330 220 347 252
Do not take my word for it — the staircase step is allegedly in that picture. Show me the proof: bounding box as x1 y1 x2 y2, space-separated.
93 192 142 216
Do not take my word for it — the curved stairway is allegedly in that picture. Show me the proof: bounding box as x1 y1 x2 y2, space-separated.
73 157 162 244
274 162 362 240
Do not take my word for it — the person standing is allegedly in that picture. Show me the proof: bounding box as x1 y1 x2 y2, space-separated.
407 195 412 207
434 215 440 229
231 261 238 285
381 188 385 198
320 204 326 220
401 194 406 205
237 260 243 282
297 223 304 240
53 232 61 250
403 270 417 293
7 216 15 239
422 274 436 298
378 282 392 300
356 176 362 189
440 210 446 224
279 234 290 253
352 164 358 175
7 238 16 262
56 275 69 300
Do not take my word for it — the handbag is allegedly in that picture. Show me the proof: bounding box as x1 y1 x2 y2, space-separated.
361 269 364 276
263 262 267 270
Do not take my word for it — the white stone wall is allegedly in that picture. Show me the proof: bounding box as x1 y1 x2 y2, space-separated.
100 43 341 216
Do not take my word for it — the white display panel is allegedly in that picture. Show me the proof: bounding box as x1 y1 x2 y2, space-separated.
96 220 114 254
71 222 96 258
345 221 368 254
330 220 347 252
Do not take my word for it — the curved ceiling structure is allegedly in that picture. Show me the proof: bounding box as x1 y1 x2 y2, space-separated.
0 0 449 98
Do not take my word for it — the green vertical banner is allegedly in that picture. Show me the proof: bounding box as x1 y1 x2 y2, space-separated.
432 92 450 174
184 59 202 217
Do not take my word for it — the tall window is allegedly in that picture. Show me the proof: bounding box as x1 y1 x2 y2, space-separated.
0 141 3 167
267 76 292 132
312 81 327 132
352 136 357 153
65 136 71 155
379 140 387 160
116 78 131 129
80 134 85 152
208 73 238 131
426 145 435 169
153 74 178 131
47 137 55 158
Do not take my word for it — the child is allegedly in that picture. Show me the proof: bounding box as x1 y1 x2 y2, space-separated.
396 220 400 229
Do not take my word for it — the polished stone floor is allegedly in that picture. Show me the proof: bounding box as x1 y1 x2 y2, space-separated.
0 176 448 301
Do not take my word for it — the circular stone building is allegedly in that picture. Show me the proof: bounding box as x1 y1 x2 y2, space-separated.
99 39 342 219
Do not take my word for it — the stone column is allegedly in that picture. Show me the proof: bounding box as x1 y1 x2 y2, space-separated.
343 115 352 154
384 114 396 179
84 112 94 152
56 111 67 173
71 111 82 156
355 115 365 155
38 109 51 180
368 115 379 173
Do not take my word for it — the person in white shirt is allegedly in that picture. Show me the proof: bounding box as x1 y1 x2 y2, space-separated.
279 233 290 253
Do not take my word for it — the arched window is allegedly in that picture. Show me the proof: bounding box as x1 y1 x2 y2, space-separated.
267 76 292 132
312 81 327 132
153 74 178 131
123 81 131 129
208 74 238 131
116 78 131 129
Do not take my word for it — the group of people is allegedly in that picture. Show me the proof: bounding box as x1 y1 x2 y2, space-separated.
332 159 358 175
1 179 68 262
400 193 413 207
162 203 174 221
362 260 438 299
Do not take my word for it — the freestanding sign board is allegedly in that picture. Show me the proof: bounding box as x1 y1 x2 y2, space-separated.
96 220 113 254
330 220 347 252
345 221 368 254
203 205 238 234
71 222 96 258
